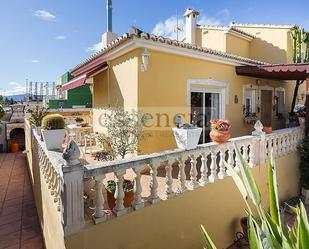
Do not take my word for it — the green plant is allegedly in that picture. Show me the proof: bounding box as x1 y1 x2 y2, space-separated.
105 180 133 194
201 146 309 249
28 106 48 127
104 108 149 159
75 117 84 123
0 105 6 134
298 136 309 189
41 114 65 130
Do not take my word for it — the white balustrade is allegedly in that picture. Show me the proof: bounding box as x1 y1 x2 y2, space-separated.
149 162 160 204
94 175 106 222
177 157 187 193
165 161 175 199
113 169 126 216
80 125 304 226
133 166 143 210
189 155 199 189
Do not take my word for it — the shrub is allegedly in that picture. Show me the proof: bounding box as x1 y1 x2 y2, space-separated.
298 136 309 189
41 114 65 130
28 106 48 127
104 108 149 159
106 180 133 194
201 147 309 249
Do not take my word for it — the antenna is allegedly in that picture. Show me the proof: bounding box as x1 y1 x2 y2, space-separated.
174 10 183 41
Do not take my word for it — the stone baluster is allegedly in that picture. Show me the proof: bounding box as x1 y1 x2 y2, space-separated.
285 133 291 154
149 162 160 204
248 143 255 168
281 135 286 156
113 169 126 216
243 144 249 163
234 148 240 172
199 153 208 186
189 155 199 189
177 157 187 193
133 166 143 210
217 149 225 179
61 140 85 236
277 135 282 156
93 174 106 223
208 151 217 182
164 160 175 199
226 147 234 175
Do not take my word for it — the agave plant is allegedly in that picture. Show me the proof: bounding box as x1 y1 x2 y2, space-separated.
201 145 309 249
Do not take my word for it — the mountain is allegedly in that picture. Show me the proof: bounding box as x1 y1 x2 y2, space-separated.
6 94 27 102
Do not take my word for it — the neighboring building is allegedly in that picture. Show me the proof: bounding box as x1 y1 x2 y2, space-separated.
48 72 92 109
63 7 306 154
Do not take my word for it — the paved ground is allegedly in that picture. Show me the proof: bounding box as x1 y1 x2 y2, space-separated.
0 153 44 249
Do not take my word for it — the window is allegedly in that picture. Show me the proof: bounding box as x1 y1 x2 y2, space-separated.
276 91 285 115
244 88 256 114
275 88 285 116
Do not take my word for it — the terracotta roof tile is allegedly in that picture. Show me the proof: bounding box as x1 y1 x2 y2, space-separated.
71 27 268 73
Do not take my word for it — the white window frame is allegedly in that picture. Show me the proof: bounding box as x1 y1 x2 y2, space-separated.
187 79 229 120
243 84 258 114
275 87 286 115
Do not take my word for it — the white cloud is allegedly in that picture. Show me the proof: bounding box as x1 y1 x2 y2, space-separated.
216 8 230 21
55 35 66 40
34 10 56 22
151 13 223 40
4 82 26 96
31 59 40 63
86 42 103 53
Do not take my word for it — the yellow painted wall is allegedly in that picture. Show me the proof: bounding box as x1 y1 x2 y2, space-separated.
25 121 66 249
226 33 250 58
137 49 291 154
198 28 226 52
92 50 139 133
235 26 293 64
65 153 300 249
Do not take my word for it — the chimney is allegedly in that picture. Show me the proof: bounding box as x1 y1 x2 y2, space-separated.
184 8 199 45
102 0 118 49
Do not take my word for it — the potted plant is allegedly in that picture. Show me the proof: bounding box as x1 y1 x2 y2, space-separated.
173 124 203 150
106 179 134 209
75 117 84 126
294 104 306 126
298 136 309 204
243 112 258 125
41 114 66 150
28 106 48 135
209 119 231 143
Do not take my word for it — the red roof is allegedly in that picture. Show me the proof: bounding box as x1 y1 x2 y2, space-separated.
236 63 309 80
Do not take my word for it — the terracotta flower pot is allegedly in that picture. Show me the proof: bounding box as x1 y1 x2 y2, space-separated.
106 189 134 210
240 217 248 241
210 130 230 143
263 126 272 134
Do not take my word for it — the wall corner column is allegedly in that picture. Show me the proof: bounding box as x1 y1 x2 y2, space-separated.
61 140 85 236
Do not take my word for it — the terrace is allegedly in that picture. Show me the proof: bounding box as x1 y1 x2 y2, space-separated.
23 118 305 249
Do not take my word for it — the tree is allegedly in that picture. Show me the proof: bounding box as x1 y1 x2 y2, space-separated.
201 147 309 249
103 108 149 159
291 27 309 114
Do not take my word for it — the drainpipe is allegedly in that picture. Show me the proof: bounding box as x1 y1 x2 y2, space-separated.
107 61 111 107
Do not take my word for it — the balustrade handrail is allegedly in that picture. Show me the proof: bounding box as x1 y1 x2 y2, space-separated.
84 134 260 177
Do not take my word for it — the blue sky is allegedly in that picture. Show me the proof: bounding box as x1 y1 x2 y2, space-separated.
1 0 309 96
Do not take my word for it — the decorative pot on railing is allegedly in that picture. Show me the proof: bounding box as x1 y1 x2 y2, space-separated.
172 124 202 150
209 119 231 144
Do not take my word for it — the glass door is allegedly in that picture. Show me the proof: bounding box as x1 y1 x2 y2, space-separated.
191 91 221 144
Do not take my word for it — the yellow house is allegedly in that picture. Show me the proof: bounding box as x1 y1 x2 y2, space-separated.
66 8 305 154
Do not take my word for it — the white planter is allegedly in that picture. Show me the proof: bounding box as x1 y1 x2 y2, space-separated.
302 187 309 205
35 127 41 136
172 127 203 150
42 129 65 150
